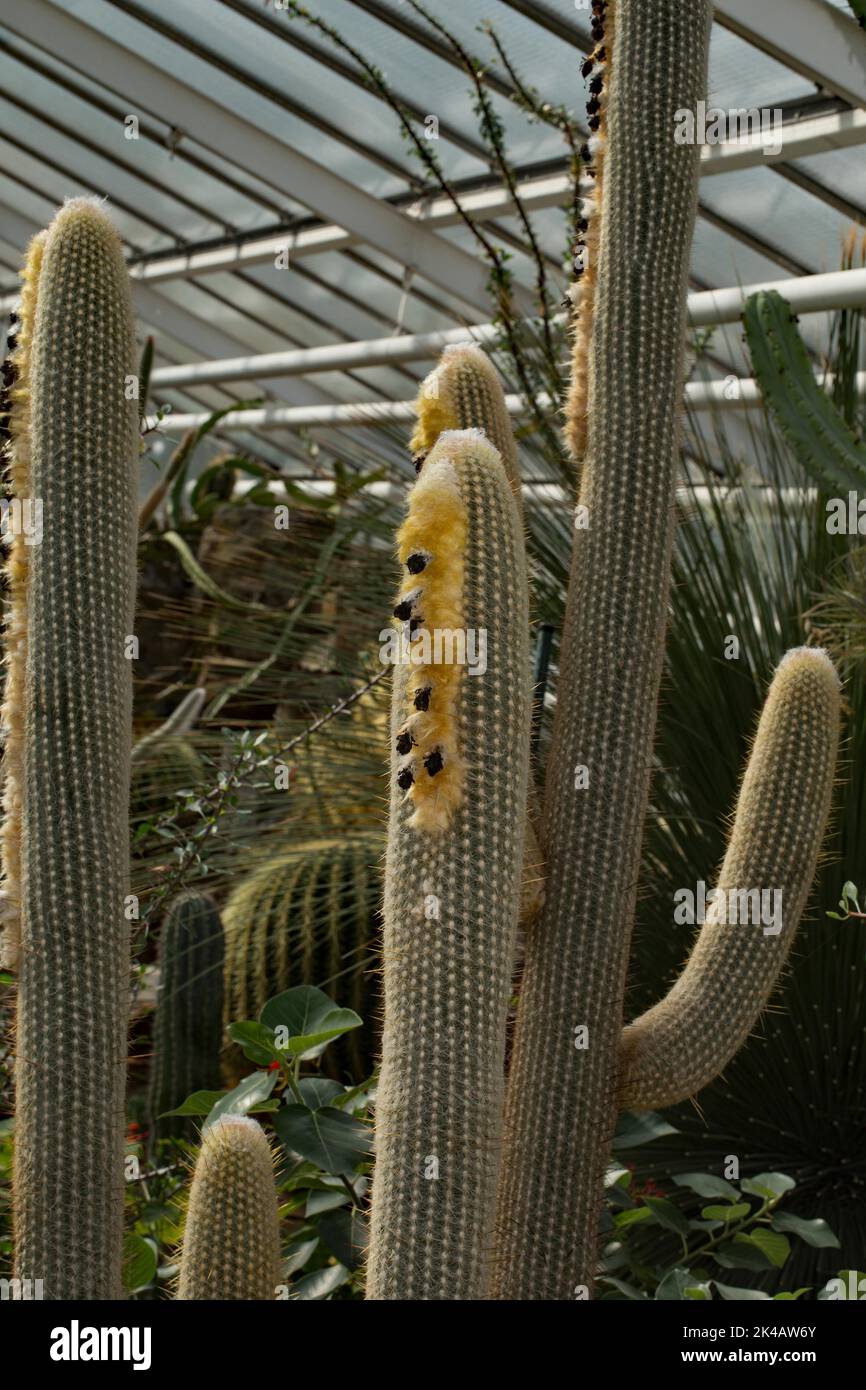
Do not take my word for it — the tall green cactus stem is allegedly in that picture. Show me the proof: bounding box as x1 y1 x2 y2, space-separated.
177 1117 281 1301
367 428 531 1299
222 834 381 1079
619 647 840 1109
744 288 866 493
9 199 138 1299
149 893 225 1142
493 0 714 1299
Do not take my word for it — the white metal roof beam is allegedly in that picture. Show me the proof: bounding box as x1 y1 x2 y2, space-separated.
161 368 866 433
22 106 856 291
150 267 866 390
0 0 522 317
0 204 340 413
714 0 866 111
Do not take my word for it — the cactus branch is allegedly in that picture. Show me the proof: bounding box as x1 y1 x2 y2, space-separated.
619 647 841 1110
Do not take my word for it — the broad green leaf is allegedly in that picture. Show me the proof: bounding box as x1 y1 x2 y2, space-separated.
123 1234 157 1293
160 1089 225 1118
676 1172 740 1201
274 1104 373 1174
203 1070 278 1132
261 986 362 1060
714 1239 775 1272
298 1078 345 1110
605 1166 633 1188
714 1281 771 1301
613 1206 654 1231
701 1203 751 1223
643 1196 690 1237
291 1263 351 1300
656 1267 698 1300
740 1172 796 1200
771 1212 840 1249
228 1020 280 1066
306 1187 349 1217
738 1229 790 1269
161 1086 279 1120
774 1289 810 1300
317 1207 369 1270
282 1236 319 1277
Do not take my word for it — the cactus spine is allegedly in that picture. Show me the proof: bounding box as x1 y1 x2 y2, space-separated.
149 893 225 1142
6 199 138 1299
367 429 532 1299
222 834 381 1079
366 0 841 1302
177 1117 281 1300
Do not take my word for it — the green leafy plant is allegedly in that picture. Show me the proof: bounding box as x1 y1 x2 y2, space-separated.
152 985 374 1301
599 1157 840 1301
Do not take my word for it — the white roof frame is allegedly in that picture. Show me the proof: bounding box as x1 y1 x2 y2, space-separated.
0 0 532 318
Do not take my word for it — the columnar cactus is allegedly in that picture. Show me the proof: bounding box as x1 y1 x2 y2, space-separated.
366 428 532 1299
177 1116 281 1300
3 199 138 1299
493 0 718 1302
148 892 225 1142
222 834 381 1079
366 0 841 1302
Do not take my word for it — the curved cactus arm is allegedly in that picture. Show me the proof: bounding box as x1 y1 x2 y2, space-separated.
743 288 866 494
11 199 138 1300
493 0 713 1302
367 427 532 1300
177 1117 281 1300
619 647 841 1111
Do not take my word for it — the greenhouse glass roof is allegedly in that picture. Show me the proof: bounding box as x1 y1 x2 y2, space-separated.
1 0 865 477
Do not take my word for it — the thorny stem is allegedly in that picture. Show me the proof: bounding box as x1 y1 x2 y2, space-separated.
138 665 391 919
283 0 561 454
405 0 556 369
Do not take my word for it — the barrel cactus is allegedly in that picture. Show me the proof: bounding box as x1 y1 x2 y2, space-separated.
222 833 381 1080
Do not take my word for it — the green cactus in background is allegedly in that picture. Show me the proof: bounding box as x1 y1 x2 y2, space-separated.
365 0 841 1301
177 1116 281 1301
3 199 138 1299
744 288 866 493
148 892 225 1143
222 834 381 1080
367 427 532 1299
